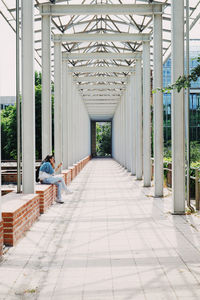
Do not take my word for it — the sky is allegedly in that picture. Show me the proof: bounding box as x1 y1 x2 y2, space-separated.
0 15 16 96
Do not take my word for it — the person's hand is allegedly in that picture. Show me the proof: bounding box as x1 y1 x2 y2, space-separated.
57 162 63 169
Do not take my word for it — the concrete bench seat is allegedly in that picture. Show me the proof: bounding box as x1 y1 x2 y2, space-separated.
62 169 72 185
0 156 91 252
2 192 40 246
68 166 76 181
35 184 56 214
0 221 3 256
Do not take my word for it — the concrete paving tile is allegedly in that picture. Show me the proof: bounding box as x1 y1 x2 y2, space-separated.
1 159 200 300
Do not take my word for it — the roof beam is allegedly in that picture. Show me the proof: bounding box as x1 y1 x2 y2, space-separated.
87 111 115 113
83 96 120 100
86 105 117 108
74 76 127 83
84 101 119 104
63 52 141 60
78 84 125 89
70 66 133 73
55 33 151 43
40 4 163 16
82 93 122 96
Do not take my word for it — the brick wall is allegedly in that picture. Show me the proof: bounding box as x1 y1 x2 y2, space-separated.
36 185 56 214
0 221 3 257
2 173 22 184
73 164 78 177
69 166 76 181
1 189 14 196
0 155 92 251
62 170 71 185
2 194 40 246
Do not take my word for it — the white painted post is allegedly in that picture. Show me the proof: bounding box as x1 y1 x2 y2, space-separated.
153 14 163 197
172 0 185 214
130 73 136 175
75 89 79 162
122 95 126 167
68 73 73 167
143 41 151 187
72 83 76 164
125 84 129 170
119 100 122 163
120 99 123 165
22 0 35 193
126 79 131 171
54 40 62 170
136 58 143 180
42 11 52 159
62 59 68 170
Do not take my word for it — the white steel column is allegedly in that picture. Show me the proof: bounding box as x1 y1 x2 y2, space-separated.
80 94 84 159
54 40 62 169
42 11 52 158
143 41 151 187
74 88 78 162
127 79 132 171
172 1 185 214
136 58 143 180
72 83 76 164
130 73 136 175
153 14 163 197
122 95 126 167
68 74 73 166
62 60 68 169
22 0 35 193
125 83 130 170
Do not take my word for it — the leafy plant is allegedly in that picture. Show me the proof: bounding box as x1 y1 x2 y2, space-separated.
164 141 172 159
190 141 200 163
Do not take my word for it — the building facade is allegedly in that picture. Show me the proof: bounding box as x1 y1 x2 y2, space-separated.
163 39 200 143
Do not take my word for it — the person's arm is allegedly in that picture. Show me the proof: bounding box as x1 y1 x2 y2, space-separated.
55 162 62 172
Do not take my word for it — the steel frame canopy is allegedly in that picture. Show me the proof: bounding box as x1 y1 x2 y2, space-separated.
2 0 200 69
2 0 200 119
56 32 144 116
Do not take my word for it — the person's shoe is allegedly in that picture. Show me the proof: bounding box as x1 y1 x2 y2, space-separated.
65 189 73 195
55 198 64 204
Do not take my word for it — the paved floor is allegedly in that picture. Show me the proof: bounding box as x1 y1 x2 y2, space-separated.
1 158 200 300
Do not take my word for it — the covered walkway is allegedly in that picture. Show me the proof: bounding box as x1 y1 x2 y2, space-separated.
1 158 200 299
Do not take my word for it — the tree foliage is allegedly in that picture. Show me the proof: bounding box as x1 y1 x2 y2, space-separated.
1 71 44 160
96 122 111 156
35 71 42 159
1 105 17 160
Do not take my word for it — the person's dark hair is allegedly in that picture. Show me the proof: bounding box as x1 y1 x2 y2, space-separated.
36 154 54 182
42 154 54 164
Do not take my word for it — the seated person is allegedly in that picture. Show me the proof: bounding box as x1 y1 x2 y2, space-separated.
39 155 72 204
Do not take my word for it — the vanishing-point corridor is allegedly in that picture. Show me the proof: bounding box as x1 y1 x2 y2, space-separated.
1 159 200 300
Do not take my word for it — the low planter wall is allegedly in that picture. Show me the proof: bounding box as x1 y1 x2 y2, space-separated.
0 155 91 253
62 170 72 185
36 184 57 214
2 172 22 184
2 193 40 246
0 221 3 257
